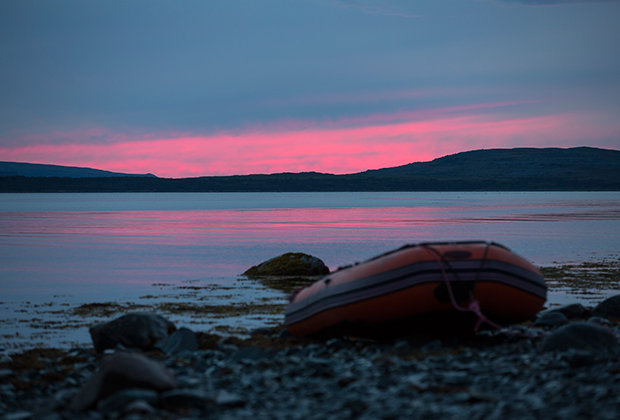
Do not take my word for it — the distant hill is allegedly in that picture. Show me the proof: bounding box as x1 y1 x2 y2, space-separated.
363 147 619 178
0 161 156 178
1 147 618 192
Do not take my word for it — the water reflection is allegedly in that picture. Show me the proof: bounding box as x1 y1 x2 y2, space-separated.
1 192 619 349
1 192 619 290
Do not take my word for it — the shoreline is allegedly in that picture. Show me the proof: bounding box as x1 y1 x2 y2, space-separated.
1 259 619 353
1 259 619 418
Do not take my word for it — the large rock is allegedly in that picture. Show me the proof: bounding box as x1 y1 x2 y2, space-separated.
70 352 178 412
89 313 176 353
592 294 620 319
540 322 619 354
244 252 329 277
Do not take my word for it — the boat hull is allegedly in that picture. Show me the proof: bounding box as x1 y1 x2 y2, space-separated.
285 242 547 338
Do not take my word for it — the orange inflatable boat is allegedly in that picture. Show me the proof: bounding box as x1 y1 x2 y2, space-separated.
285 241 547 338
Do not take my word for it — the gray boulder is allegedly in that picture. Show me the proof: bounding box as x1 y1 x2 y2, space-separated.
89 312 176 352
592 294 620 319
70 351 178 412
540 322 619 354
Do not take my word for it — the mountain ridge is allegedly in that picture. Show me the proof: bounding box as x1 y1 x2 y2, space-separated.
0 161 156 178
1 147 619 192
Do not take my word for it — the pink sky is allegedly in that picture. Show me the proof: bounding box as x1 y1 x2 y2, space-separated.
2 105 618 178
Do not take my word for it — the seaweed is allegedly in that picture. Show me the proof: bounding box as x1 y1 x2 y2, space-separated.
540 259 620 294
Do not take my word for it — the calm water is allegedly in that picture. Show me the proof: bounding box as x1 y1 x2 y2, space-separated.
2 192 619 290
1 192 619 348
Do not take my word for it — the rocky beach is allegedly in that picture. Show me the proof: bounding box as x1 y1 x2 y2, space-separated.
2 256 620 420
1 302 620 420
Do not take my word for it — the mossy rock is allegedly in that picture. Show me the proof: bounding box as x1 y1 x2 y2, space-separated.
244 252 330 277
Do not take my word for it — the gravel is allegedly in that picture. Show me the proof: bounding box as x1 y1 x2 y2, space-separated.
2 317 620 420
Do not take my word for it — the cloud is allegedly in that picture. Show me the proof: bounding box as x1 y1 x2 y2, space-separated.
2 103 617 178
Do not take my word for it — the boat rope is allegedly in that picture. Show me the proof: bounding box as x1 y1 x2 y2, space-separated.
420 243 547 339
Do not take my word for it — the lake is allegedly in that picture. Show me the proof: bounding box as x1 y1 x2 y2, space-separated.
1 191 619 349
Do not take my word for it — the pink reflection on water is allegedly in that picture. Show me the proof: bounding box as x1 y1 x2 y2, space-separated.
2 200 619 289
2 206 469 244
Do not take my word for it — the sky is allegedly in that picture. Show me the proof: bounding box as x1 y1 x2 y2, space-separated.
1 0 619 177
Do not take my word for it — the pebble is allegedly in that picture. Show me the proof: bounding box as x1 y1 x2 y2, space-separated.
534 311 569 328
2 321 620 419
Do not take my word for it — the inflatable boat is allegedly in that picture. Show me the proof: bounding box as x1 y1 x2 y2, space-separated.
285 241 547 338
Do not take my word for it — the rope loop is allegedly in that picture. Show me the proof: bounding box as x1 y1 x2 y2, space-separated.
420 242 546 339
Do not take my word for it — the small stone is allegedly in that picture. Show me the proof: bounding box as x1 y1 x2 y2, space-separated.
249 327 273 336
53 388 79 408
89 312 176 353
161 389 211 410
440 371 470 386
232 346 272 362
540 322 619 354
154 327 198 355
124 399 156 415
592 294 620 319
70 351 177 412
545 303 590 319
2 412 33 420
421 339 442 351
215 390 246 408
279 328 293 338
563 349 597 368
405 373 428 389
588 316 612 326
337 374 358 387
534 311 569 328
96 388 158 414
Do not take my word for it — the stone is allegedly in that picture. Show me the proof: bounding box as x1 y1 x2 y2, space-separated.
70 351 178 412
544 303 590 319
588 316 612 326
215 390 246 408
124 399 156 415
160 389 211 410
154 327 198 355
232 346 273 362
243 252 329 277
534 311 569 328
96 388 158 414
89 312 176 352
279 328 293 338
540 322 619 354
11 324 620 420
563 349 597 368
53 388 79 408
249 327 273 336
1 412 33 420
592 294 620 319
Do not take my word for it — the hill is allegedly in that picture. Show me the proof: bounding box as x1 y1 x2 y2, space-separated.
1 147 618 192
0 161 156 178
